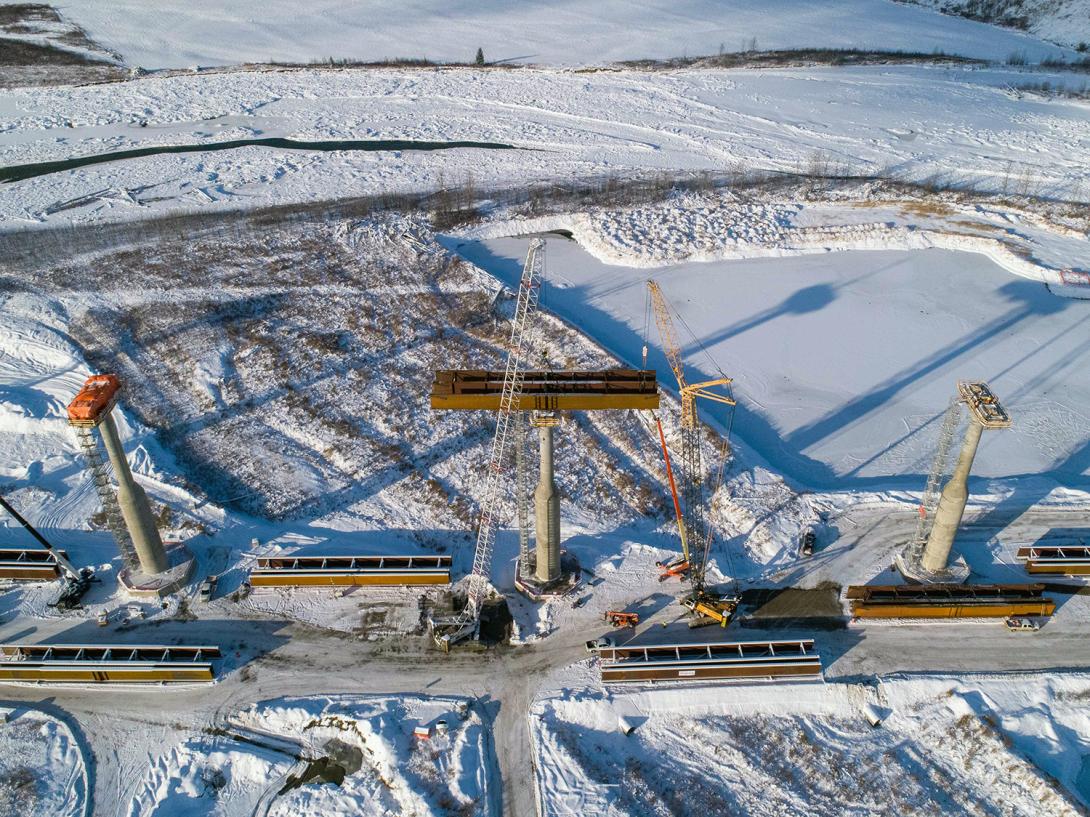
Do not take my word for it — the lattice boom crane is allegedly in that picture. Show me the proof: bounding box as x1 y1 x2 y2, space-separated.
646 280 738 625
430 238 546 649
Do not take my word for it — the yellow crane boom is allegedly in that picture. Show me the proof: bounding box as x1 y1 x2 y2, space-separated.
647 281 734 430
646 280 737 624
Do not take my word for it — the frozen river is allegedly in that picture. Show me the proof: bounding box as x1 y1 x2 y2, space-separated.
450 235 1090 492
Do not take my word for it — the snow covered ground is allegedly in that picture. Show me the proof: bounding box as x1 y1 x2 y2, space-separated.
530 670 1090 816
127 694 493 817
0 703 88 817
0 10 1089 812
0 3 119 66
35 0 1077 69
1 61 1088 229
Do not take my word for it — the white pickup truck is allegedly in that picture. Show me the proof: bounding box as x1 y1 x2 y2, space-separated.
199 574 218 602
585 636 615 652
1005 617 1039 632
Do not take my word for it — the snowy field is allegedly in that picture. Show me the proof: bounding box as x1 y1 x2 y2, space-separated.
530 671 1090 816
0 704 88 817
128 695 493 817
1 61 1089 228
33 0 1077 69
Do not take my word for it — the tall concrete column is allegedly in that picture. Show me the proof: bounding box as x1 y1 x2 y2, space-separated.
99 413 169 574
534 424 561 583
921 421 984 573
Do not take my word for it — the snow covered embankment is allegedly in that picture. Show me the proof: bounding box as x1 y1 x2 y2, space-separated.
901 0 1090 50
0 705 88 817
128 695 494 817
463 192 1090 299
530 672 1090 817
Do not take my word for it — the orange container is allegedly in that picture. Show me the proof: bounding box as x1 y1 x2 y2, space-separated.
67 374 120 426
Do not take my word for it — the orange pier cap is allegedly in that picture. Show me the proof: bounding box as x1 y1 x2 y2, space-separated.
67 374 121 427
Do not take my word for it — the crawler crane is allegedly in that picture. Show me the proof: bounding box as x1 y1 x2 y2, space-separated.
428 238 546 649
645 280 738 627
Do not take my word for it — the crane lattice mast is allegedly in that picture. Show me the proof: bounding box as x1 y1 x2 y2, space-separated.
646 280 735 595
909 397 964 558
433 238 545 647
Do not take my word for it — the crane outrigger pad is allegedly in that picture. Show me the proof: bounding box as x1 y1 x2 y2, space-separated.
1016 544 1090 575
846 583 1054 618
430 369 659 411
0 548 69 580
0 643 220 684
598 638 821 683
250 554 451 587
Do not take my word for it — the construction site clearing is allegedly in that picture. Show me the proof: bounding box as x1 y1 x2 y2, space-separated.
0 242 1080 662
2 223 1090 816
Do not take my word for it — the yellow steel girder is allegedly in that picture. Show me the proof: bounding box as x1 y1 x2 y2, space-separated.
430 392 659 411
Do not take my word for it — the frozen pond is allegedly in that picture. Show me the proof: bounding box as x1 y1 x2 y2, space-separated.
448 235 1090 492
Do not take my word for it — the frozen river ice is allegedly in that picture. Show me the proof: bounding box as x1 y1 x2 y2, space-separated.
452 236 1090 491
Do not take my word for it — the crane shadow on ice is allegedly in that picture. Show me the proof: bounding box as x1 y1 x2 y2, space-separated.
971 438 1090 534
686 282 836 350
788 279 1071 462
685 250 910 357
451 236 1088 495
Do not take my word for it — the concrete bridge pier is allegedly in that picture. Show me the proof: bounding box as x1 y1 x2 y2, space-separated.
534 422 561 584
98 413 170 575
921 420 983 574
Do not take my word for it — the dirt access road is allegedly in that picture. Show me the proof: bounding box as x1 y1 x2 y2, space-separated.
3 609 1090 817
1 505 1089 816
